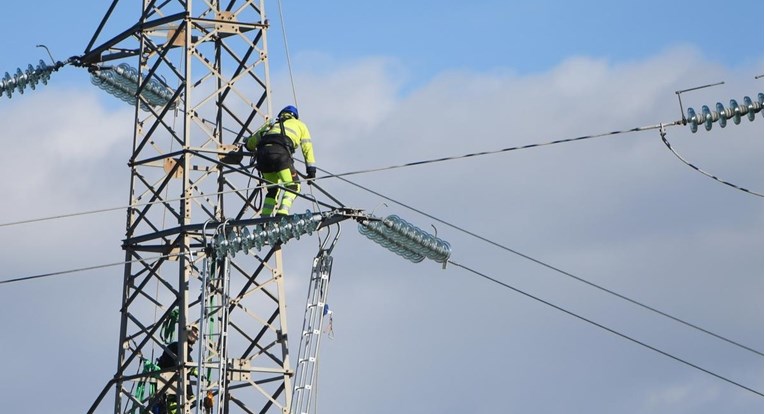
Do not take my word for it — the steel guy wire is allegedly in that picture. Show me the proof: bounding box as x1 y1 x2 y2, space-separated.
448 260 763 397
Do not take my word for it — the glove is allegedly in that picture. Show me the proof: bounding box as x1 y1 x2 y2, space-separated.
244 135 258 151
220 144 244 165
306 166 317 182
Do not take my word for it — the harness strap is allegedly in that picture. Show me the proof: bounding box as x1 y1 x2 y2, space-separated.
258 133 295 153
257 116 295 153
135 359 161 402
160 308 179 344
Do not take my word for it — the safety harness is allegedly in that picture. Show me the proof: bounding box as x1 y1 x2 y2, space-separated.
160 308 179 344
254 116 297 173
257 116 295 154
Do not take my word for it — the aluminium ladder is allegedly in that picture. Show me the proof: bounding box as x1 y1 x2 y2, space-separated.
290 249 334 414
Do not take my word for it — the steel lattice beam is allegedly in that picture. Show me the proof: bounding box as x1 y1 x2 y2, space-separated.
85 1 292 413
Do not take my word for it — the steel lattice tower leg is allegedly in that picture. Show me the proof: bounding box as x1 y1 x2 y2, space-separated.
84 1 293 413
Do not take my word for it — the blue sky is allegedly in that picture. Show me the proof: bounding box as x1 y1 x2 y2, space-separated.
274 1 763 84
4 1 761 89
0 1 762 413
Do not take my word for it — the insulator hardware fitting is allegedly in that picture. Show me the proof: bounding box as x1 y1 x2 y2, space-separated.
214 211 322 258
687 93 764 133
0 60 59 98
358 215 452 265
90 63 177 111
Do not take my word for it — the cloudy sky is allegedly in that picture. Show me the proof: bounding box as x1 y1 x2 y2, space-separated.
0 1 762 413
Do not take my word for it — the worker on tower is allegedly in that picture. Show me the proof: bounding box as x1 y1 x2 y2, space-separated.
245 105 316 216
153 324 199 414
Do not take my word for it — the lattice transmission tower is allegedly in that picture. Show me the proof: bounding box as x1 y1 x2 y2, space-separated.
82 1 294 413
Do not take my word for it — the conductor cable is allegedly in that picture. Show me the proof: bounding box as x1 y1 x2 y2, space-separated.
320 122 678 180
326 168 763 357
659 125 763 197
448 260 763 397
0 253 182 286
0 121 705 229
0 177 338 229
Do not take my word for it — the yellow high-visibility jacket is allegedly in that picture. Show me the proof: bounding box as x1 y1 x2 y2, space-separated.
246 115 315 167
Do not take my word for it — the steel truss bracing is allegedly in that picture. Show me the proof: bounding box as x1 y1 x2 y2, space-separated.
84 1 294 413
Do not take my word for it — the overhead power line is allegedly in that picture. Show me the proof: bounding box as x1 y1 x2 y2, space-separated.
0 122 673 229
3 209 759 396
660 125 763 197
0 170 336 229
1 119 760 359
0 254 180 286
3 116 759 230
327 168 764 357
448 260 763 397
323 122 677 180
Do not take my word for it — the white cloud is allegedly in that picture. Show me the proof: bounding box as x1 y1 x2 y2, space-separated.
0 89 132 214
0 46 761 414
642 380 724 413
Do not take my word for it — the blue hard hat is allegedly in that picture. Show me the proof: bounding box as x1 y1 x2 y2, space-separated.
279 105 299 119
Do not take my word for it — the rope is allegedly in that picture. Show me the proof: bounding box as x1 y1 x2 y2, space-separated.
659 125 763 197
277 0 299 106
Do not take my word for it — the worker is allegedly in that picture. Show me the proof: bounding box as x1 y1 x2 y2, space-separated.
245 105 316 216
153 324 199 414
